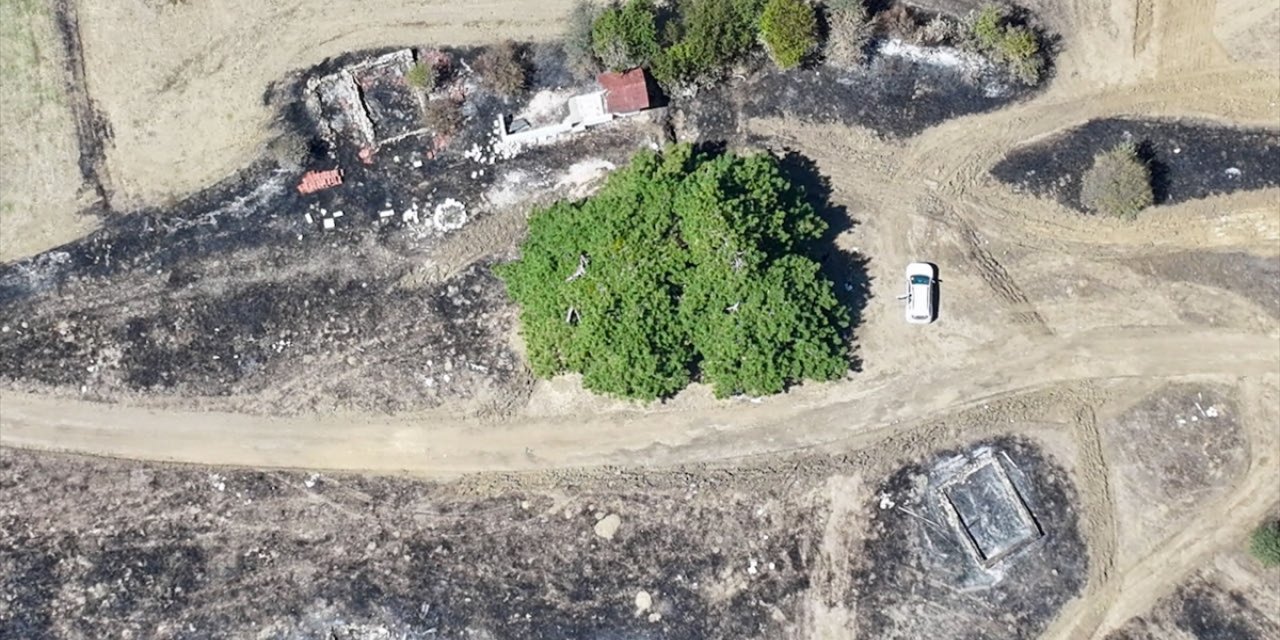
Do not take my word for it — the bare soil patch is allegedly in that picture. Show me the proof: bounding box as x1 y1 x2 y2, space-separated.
991 118 1280 212
1128 251 1280 319
1099 384 1248 561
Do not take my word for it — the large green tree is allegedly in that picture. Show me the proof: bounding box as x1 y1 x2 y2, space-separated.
498 144 850 400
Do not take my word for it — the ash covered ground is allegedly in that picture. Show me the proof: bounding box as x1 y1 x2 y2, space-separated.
0 447 829 639
852 437 1088 640
0 435 1093 639
991 118 1280 211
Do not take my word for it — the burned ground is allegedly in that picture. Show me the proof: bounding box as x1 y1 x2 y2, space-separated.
991 118 1280 212
852 436 1088 640
740 52 1038 138
1105 577 1280 640
0 447 833 639
0 44 668 415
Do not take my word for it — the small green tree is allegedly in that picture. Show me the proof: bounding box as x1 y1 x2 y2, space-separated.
565 1 604 78
592 0 660 71
759 0 817 69
653 0 767 85
1080 142 1155 219
962 4 1044 84
824 0 872 67
1251 520 1280 567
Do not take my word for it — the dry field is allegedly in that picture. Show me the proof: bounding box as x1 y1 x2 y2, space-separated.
1 0 1279 637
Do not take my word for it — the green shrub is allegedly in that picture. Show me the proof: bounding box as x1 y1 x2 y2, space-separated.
823 0 872 67
654 0 766 85
405 62 436 91
498 143 850 400
962 3 1044 84
1251 521 1280 567
476 40 529 97
759 0 817 69
1079 142 1154 219
565 1 604 78
592 0 660 71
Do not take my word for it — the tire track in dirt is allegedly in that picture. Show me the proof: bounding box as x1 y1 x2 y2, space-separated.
1044 400 1121 640
928 197 1054 335
50 0 112 213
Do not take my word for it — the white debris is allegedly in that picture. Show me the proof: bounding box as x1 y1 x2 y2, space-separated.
379 209 395 219
1225 167 1242 178
747 559 758 576
332 210 344 218
1205 405 1220 418
432 199 468 232
878 492 896 509
304 212 314 224
634 590 652 613
322 218 335 230
304 473 320 488
593 513 622 540
209 474 226 492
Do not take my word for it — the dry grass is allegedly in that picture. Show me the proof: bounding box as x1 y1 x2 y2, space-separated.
0 0 98 262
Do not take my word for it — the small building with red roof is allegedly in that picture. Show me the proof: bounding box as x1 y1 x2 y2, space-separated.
596 69 655 115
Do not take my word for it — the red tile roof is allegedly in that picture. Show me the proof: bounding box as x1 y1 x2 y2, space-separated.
597 68 652 114
297 168 343 194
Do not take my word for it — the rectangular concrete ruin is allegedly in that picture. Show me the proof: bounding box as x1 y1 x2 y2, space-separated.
938 451 1043 566
308 49 426 151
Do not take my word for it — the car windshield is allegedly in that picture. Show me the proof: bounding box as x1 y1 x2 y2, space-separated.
910 275 931 285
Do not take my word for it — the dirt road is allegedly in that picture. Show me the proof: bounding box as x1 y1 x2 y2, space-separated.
1 0 1278 637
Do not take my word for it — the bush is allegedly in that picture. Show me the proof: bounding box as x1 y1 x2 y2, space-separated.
592 0 660 71
476 40 529 97
498 144 850 400
405 62 436 91
653 0 766 85
1080 142 1154 219
1251 521 1280 567
423 99 464 136
823 0 872 68
565 0 604 78
759 0 818 69
961 4 1044 84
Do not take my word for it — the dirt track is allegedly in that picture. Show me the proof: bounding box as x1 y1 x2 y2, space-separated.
2 0 1279 637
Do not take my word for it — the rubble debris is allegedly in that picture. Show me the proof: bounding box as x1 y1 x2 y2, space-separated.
296 168 343 195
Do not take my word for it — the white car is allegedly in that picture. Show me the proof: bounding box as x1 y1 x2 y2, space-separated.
901 262 938 324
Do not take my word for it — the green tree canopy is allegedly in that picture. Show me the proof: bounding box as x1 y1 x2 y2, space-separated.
498 144 850 400
592 0 661 71
759 0 818 69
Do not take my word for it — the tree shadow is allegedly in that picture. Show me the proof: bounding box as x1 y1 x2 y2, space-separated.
1134 139 1171 204
776 149 872 372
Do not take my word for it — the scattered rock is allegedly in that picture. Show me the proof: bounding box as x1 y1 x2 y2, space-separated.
594 513 622 540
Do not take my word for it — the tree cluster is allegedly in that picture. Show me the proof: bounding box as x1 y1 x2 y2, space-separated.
498 144 850 401
565 1 1046 88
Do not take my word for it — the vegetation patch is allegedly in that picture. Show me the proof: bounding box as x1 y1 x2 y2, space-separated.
760 0 819 69
1251 520 1280 567
1080 142 1155 218
498 144 850 400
